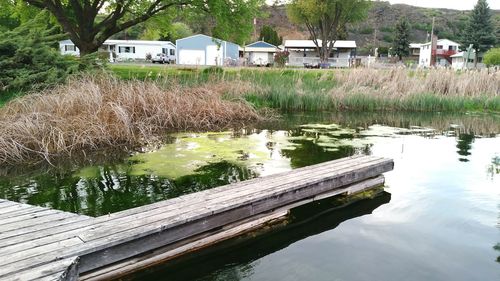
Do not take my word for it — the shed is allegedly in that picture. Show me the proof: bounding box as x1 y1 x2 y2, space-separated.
244 41 280 66
176 34 240 66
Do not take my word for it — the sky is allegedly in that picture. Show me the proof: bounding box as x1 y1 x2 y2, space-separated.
385 0 500 10
268 0 500 10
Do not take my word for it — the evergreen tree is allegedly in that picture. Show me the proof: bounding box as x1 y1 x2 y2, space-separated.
461 0 496 65
259 25 282 46
0 11 79 93
392 17 410 61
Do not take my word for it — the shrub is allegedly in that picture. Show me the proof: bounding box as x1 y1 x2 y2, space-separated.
359 26 374 34
202 66 224 75
274 50 290 67
483 48 500 66
382 34 394 43
380 26 393 33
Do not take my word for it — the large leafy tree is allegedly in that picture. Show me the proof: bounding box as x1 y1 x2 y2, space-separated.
287 0 370 63
23 0 264 56
392 17 410 61
461 0 496 65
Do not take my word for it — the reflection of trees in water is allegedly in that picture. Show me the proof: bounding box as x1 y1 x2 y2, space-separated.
273 112 500 137
0 161 256 217
281 128 371 169
456 133 475 162
495 243 500 263
132 191 391 281
488 156 500 178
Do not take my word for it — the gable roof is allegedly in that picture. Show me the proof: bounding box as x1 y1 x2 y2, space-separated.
59 39 175 47
421 39 460 46
246 41 277 48
284 40 356 49
176 34 239 47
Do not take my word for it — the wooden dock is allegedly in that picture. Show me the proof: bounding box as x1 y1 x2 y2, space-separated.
0 155 393 281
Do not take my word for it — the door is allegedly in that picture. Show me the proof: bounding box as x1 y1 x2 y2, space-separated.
178 49 205 65
206 45 223 66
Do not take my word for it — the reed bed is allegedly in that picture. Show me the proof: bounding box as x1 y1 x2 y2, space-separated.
239 68 499 112
0 76 260 165
111 66 499 112
329 68 500 111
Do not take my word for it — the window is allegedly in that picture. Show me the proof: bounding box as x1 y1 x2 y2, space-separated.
65 45 76 52
170 49 175 56
437 45 443 49
449 45 457 51
162 48 167 54
119 46 135 53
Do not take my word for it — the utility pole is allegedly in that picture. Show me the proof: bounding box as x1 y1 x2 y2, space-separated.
253 18 257 40
430 17 436 67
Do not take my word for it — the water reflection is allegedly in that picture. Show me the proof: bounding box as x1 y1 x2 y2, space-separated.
131 190 391 281
0 161 256 217
456 133 475 162
0 112 498 217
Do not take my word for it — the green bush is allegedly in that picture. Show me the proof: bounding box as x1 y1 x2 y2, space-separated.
380 26 393 33
202 66 224 75
483 48 500 66
382 34 394 43
359 26 374 34
0 11 79 93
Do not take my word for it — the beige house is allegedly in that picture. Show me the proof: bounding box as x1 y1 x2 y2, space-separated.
284 39 357 67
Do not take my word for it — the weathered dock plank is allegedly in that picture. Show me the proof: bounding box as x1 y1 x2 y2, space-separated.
0 155 393 280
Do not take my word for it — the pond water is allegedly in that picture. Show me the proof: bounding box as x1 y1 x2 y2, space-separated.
0 112 499 281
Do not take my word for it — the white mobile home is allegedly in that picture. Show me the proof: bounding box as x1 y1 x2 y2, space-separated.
176 34 240 66
59 39 176 62
284 40 357 67
244 41 280 66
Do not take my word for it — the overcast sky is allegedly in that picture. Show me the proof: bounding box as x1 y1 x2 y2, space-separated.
268 0 500 10
385 0 499 10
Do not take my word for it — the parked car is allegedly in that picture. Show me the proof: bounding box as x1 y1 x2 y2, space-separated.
152 53 170 64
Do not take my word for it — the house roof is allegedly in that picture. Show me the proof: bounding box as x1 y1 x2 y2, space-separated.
176 34 239 46
104 40 175 46
246 41 277 48
60 39 175 47
421 39 460 46
410 43 423 48
450 51 475 58
244 41 279 52
284 40 356 49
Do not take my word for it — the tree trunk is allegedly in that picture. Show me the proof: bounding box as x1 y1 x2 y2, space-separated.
77 42 100 57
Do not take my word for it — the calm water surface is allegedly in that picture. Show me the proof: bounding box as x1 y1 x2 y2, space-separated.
0 112 499 281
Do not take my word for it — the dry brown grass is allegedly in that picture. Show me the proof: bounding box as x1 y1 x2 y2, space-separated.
0 76 260 165
331 68 500 98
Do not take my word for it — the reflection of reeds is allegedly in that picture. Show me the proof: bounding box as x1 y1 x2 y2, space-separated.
0 76 260 165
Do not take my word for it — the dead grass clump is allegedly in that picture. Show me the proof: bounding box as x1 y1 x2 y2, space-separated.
0 76 260 165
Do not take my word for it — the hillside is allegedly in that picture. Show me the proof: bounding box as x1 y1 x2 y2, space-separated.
257 1 500 54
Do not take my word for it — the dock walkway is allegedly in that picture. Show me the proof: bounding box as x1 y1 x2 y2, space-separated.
0 155 393 280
